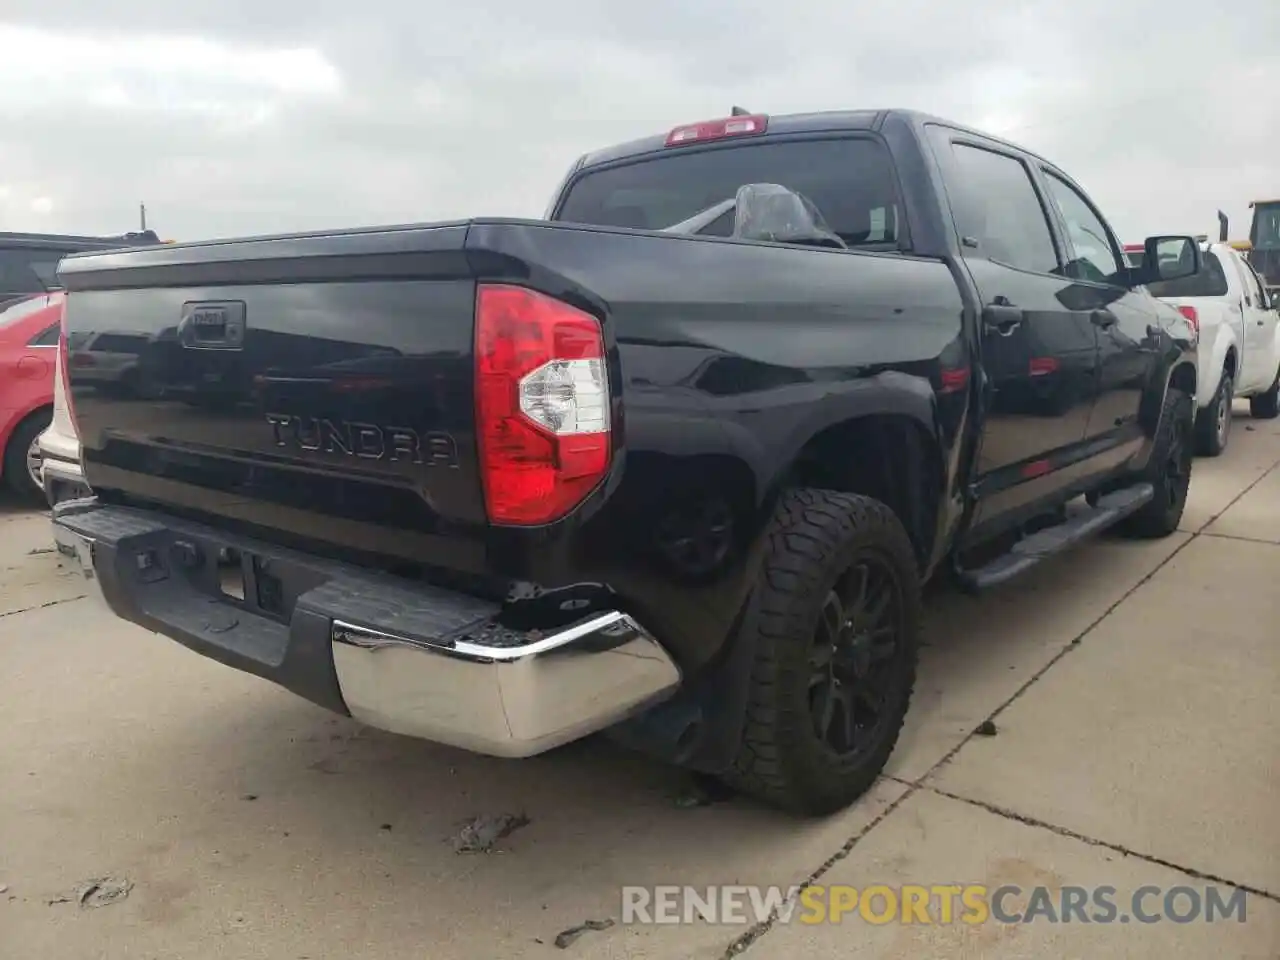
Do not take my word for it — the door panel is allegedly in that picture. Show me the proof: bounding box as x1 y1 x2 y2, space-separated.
1237 256 1274 390
932 135 1102 530
968 260 1098 475
1038 169 1157 448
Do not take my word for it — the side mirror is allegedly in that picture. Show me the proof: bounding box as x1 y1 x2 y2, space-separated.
1140 235 1202 284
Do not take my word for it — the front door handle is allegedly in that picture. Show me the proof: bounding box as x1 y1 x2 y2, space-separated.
982 304 1023 336
1090 309 1118 329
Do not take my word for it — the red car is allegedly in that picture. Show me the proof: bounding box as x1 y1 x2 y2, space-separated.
0 292 63 502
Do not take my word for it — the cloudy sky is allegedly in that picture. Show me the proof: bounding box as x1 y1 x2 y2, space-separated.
1 1 1277 243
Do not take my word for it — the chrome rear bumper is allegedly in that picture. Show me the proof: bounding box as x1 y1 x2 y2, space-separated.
52 500 680 758
331 612 680 757
40 452 91 511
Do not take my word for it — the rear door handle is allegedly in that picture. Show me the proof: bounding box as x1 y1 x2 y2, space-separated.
982 304 1023 336
1090 310 1118 328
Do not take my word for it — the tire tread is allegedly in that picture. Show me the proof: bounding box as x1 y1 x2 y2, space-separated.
722 488 920 815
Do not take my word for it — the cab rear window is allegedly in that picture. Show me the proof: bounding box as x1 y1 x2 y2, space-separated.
556 137 902 247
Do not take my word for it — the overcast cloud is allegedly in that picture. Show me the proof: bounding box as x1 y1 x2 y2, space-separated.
1 0 1276 242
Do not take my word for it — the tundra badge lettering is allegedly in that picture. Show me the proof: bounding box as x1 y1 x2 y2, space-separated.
264 414 459 467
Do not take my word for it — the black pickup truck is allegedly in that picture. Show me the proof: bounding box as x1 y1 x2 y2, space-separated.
51 109 1201 816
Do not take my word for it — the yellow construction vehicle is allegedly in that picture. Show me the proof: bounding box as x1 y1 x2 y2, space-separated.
1245 200 1280 297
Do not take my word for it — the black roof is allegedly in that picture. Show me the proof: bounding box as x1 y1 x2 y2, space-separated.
575 108 1051 171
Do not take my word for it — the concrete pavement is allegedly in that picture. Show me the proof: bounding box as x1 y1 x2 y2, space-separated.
2 405 1277 958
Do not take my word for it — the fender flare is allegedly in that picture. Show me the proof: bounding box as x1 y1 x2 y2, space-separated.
716 370 944 507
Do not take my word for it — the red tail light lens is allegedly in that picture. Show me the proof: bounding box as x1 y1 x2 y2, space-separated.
1177 304 1199 333
474 284 611 525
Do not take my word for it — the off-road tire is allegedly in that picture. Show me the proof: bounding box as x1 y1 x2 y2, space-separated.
1194 370 1232 457
720 489 920 816
1249 368 1280 420
3 411 51 504
1117 388 1193 539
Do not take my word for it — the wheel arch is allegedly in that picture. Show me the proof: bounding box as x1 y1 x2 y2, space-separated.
1168 360 1197 399
780 405 946 571
1223 345 1238 379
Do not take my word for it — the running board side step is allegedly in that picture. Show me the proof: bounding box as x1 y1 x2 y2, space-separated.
955 483 1155 593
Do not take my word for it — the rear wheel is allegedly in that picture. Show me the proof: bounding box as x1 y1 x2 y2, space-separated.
1194 370 1232 457
1249 367 1280 420
721 488 920 816
1118 388 1193 539
3 410 52 504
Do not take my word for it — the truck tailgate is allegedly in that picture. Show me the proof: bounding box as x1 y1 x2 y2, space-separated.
59 225 492 574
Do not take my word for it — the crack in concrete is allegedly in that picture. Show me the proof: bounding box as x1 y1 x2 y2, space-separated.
0 594 89 620
919 783 1280 902
723 454 1280 956
920 451 1280 783
1200 531 1280 547
720 787 916 957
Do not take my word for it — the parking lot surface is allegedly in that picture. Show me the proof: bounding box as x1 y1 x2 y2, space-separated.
3 407 1278 959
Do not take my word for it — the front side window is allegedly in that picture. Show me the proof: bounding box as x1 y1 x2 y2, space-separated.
1240 258 1268 306
1147 251 1230 298
1041 172 1123 284
556 137 902 248
0 248 68 296
948 143 1059 275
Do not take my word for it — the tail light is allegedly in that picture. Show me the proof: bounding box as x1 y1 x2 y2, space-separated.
1177 304 1199 334
474 284 611 525
57 299 80 440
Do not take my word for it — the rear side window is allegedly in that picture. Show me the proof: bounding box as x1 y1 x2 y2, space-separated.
556 138 901 247
947 143 1059 275
1148 251 1230 298
28 323 60 346
0 247 69 296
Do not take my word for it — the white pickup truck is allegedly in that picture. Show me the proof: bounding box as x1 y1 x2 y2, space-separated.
1125 241 1280 455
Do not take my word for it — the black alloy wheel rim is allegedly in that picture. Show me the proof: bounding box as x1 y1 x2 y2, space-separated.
808 555 904 758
